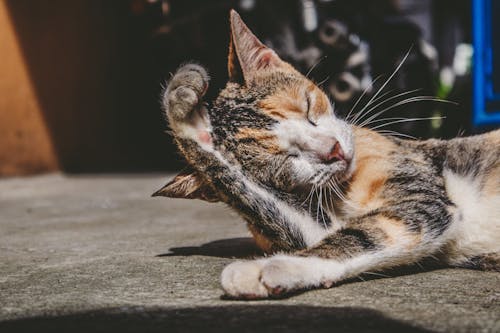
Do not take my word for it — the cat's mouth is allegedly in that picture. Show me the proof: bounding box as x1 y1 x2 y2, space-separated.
311 158 352 188
311 143 353 186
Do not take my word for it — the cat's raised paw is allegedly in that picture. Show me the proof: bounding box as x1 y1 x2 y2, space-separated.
164 64 209 121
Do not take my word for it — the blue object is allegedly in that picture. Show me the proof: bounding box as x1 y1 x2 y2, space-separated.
472 0 500 126
473 0 500 126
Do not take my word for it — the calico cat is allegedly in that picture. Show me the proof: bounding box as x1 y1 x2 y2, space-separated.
154 10 500 299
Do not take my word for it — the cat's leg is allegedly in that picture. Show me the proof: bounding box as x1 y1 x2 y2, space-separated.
163 64 324 252
221 212 439 299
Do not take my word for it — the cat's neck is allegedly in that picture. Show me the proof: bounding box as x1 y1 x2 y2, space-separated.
351 126 399 161
334 126 399 217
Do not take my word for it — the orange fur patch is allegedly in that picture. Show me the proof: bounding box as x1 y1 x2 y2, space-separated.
247 224 274 253
347 128 396 211
258 81 331 120
258 89 304 119
375 216 421 248
236 127 282 154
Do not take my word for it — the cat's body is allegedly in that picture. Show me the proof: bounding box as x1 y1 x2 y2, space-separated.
155 11 500 299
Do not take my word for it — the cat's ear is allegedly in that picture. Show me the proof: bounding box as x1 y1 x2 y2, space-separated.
152 167 219 202
228 10 289 83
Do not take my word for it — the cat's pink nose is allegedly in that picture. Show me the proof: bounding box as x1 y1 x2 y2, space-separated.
321 141 346 164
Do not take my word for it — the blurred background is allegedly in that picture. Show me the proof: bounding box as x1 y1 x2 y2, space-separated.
0 0 498 177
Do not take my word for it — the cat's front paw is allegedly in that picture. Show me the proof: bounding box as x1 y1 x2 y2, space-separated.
164 64 209 121
259 257 313 296
221 256 334 299
221 260 268 299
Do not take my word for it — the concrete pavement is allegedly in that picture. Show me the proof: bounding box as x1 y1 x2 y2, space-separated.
0 174 498 332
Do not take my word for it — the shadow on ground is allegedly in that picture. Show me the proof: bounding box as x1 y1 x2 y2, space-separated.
159 237 446 280
158 237 263 258
0 305 433 333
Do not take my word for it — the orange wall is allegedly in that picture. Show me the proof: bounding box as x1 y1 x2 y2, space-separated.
0 1 188 175
0 0 58 175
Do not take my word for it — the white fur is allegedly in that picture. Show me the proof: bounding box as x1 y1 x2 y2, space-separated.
443 169 500 262
272 99 354 186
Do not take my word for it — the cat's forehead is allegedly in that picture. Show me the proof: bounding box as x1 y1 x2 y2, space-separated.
244 73 331 129
212 70 331 134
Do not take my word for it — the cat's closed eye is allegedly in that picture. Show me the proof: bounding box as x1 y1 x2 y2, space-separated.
305 93 317 126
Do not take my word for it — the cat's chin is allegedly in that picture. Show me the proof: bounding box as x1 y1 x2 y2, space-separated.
336 158 356 184
309 160 352 188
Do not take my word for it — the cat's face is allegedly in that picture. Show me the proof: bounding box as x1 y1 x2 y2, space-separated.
208 12 354 194
158 11 355 201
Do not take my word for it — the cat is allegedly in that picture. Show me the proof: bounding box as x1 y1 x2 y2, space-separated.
154 10 500 299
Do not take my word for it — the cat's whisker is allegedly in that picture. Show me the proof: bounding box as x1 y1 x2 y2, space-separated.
324 184 339 225
329 183 344 205
310 185 319 222
317 76 330 87
427 254 441 262
349 47 417 126
348 88 396 123
301 185 316 207
350 87 404 125
358 96 455 129
330 183 343 208
325 180 338 200
364 47 413 109
326 180 352 214
376 130 418 140
353 89 423 126
306 55 327 78
323 185 331 209
349 48 413 125
307 185 317 218
354 89 423 127
367 88 399 108
368 116 445 131
363 271 391 278
315 186 322 226
345 74 385 122
319 187 329 229
329 178 348 203
415 261 425 270
362 116 428 127
324 184 340 224
321 188 329 229
317 187 322 225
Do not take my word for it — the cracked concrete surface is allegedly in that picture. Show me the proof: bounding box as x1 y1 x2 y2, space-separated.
0 174 499 332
